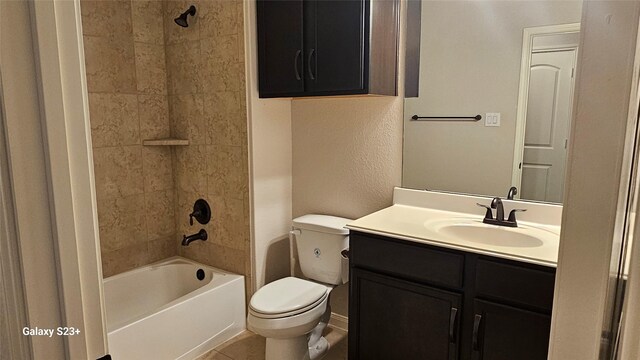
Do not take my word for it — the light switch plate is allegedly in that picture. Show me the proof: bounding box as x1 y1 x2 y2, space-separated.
485 112 501 127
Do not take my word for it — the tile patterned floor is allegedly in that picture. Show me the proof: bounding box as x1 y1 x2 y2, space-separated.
198 327 348 360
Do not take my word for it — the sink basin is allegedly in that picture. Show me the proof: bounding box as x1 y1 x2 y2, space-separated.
425 219 558 248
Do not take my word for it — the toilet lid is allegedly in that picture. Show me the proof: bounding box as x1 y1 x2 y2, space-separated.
250 277 328 315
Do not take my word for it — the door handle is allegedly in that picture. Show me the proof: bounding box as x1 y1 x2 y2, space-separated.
472 314 482 351
307 48 316 80
294 50 302 81
448 307 458 343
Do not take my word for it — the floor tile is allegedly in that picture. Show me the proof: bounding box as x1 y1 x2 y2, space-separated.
198 326 348 360
213 331 265 360
198 350 233 360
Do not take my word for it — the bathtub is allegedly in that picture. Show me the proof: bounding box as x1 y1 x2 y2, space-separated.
103 257 246 360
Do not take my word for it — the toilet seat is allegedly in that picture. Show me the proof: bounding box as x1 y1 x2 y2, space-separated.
249 277 328 319
250 292 328 319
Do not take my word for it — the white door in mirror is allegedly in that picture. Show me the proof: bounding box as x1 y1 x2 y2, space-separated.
521 50 576 203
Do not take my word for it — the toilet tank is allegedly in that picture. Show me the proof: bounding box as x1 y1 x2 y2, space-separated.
292 214 352 285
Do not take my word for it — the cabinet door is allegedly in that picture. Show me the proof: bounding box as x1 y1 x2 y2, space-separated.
304 0 366 94
256 0 304 97
349 268 461 360
471 300 551 360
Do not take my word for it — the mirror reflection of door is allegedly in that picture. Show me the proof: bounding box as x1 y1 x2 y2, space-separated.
516 29 579 202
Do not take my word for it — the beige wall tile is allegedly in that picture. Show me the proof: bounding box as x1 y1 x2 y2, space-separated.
93 146 144 199
207 145 245 198
174 191 209 247
97 194 147 253
132 1 165 45
202 60 242 93
80 0 133 38
201 34 239 65
179 240 211 265
145 190 176 240
139 95 171 140
89 93 140 147
207 243 245 276
201 37 241 93
148 236 178 263
101 242 149 278
205 195 245 250
166 41 202 95
83 35 137 93
135 43 168 95
163 1 201 45
236 1 245 62
204 91 244 146
199 0 238 38
143 146 173 192
174 146 208 193
169 94 206 144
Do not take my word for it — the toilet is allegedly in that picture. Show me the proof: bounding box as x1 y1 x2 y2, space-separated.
248 214 352 360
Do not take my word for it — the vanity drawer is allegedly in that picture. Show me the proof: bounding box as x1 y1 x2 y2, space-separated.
475 258 556 312
350 232 465 289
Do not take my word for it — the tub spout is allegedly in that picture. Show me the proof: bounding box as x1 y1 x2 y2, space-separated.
182 229 208 246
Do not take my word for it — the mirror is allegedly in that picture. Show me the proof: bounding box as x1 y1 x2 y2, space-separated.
403 0 583 203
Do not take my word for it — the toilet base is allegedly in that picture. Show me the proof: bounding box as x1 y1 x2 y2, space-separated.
309 336 329 360
266 335 310 360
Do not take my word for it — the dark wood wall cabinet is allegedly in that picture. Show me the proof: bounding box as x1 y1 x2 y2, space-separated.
348 231 556 360
256 0 400 98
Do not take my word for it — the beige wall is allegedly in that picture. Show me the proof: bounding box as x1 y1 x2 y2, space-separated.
291 96 404 219
403 1 582 197
550 2 640 359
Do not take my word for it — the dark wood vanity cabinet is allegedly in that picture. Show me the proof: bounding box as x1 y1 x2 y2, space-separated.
256 0 400 98
349 232 556 360
351 268 462 360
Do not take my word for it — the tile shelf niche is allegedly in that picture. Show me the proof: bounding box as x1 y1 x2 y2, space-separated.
142 138 190 146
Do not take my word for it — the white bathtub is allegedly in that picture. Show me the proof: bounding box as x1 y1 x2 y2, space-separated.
104 257 246 360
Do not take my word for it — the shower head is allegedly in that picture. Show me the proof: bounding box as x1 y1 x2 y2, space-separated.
175 5 196 28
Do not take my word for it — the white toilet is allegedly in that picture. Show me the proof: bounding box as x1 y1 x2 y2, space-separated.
248 214 352 360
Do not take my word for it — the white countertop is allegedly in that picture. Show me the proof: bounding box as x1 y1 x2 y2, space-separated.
346 188 562 268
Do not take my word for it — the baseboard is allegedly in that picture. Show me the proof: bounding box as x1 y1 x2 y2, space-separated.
329 313 348 332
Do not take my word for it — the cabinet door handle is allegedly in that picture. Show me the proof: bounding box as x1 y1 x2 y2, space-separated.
294 50 302 81
448 307 458 343
307 48 316 80
472 314 482 351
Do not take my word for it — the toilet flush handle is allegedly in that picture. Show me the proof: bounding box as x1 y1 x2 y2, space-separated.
289 229 301 236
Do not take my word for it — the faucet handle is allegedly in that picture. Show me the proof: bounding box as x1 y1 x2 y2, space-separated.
507 209 527 222
476 203 493 220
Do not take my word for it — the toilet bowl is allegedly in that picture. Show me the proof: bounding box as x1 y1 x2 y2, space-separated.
248 277 331 360
247 215 352 360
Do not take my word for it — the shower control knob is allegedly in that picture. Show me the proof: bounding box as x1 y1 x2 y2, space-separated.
189 199 211 225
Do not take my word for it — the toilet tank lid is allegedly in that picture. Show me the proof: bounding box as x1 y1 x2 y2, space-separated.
292 214 353 235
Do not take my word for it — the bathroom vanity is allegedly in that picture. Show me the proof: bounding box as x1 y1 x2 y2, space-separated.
346 188 561 360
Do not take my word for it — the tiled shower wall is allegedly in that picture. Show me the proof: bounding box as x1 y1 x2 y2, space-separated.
82 0 176 277
163 1 251 290
82 0 250 288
